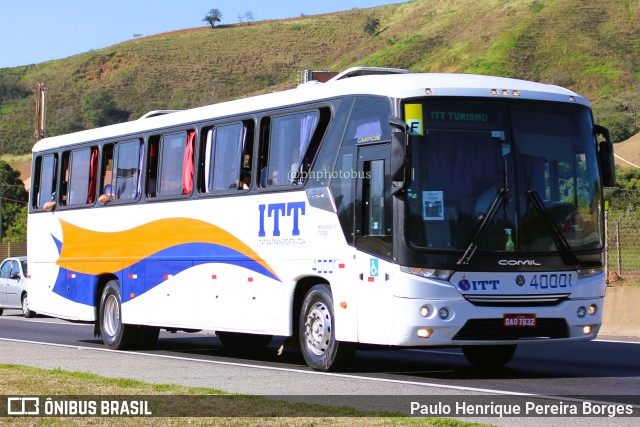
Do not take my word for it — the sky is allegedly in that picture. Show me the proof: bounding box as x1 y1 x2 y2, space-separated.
0 0 407 69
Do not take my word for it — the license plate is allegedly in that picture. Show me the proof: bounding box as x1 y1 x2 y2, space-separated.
503 313 536 327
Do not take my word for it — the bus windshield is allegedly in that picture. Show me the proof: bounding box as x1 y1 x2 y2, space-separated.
405 100 603 254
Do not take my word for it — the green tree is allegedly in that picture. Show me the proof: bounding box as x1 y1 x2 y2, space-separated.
604 167 640 213
364 16 380 36
594 100 639 143
80 89 129 128
0 160 28 242
4 205 27 242
203 9 222 28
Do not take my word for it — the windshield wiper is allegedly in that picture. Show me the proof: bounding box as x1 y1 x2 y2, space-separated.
526 190 578 266
457 187 508 265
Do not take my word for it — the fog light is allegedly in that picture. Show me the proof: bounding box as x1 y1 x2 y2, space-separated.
419 306 429 317
577 306 586 318
438 307 449 320
589 304 597 315
417 328 432 338
583 325 593 335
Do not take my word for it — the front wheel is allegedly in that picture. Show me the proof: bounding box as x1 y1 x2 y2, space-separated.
299 285 354 372
462 345 517 369
99 280 139 349
22 293 35 318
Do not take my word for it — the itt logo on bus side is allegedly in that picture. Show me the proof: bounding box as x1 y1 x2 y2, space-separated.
258 202 306 237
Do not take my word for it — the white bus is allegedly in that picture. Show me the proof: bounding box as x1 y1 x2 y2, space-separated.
28 67 615 371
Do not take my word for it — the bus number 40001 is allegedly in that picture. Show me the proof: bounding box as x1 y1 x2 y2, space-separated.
529 273 573 289
311 259 335 274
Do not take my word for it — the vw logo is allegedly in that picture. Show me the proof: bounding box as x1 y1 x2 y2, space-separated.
515 275 526 286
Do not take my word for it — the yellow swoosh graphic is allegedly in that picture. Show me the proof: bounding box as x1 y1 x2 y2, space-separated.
57 218 277 278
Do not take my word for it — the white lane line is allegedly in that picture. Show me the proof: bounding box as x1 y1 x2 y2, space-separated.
2 336 640 409
0 336 530 396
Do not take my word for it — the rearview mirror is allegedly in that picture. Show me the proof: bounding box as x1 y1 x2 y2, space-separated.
594 125 615 187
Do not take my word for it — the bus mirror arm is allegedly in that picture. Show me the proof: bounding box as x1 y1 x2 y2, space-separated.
390 117 409 195
594 125 615 187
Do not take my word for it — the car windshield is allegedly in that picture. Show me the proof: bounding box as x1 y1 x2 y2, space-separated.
405 99 603 254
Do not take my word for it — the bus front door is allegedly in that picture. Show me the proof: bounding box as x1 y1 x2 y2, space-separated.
354 143 394 344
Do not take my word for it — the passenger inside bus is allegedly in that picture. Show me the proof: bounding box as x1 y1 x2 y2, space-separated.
238 171 251 190
98 184 115 205
270 170 280 185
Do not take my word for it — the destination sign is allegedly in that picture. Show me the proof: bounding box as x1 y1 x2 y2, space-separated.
429 111 489 122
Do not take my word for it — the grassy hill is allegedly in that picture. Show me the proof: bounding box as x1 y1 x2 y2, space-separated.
615 132 640 168
1 0 639 158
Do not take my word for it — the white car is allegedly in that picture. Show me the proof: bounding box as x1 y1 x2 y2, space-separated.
0 256 34 318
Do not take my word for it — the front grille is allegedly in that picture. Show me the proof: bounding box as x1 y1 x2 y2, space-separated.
453 318 569 340
464 293 570 307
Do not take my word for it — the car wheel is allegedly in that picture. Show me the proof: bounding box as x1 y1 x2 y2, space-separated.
299 284 354 372
22 293 35 318
99 280 139 349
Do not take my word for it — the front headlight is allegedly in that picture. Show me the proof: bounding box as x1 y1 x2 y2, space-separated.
400 266 453 281
577 267 604 280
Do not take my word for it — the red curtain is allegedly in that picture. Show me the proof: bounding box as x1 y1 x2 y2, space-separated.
87 147 98 203
182 131 196 194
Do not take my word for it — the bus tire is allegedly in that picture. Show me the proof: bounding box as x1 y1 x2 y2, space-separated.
217 332 272 349
462 344 517 369
99 280 139 350
22 293 36 318
299 284 354 372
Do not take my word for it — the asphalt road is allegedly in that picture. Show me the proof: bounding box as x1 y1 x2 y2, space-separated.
1 310 639 426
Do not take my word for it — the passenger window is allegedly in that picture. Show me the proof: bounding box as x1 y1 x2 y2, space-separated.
151 130 195 197
201 121 253 192
59 147 98 207
100 140 141 204
344 97 392 146
258 110 324 188
32 154 57 210
114 141 142 200
68 147 98 205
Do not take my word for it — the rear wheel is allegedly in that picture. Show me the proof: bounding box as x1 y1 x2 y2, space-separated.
22 293 36 318
299 285 354 372
462 345 517 369
217 331 272 349
99 280 139 349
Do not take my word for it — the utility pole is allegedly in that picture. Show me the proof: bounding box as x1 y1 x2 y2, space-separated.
0 187 7 244
34 82 48 142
